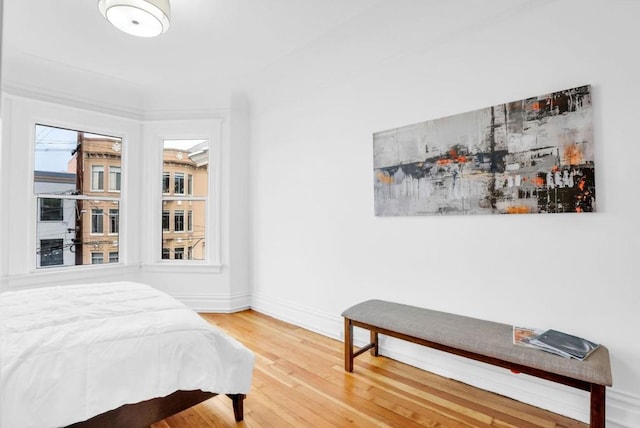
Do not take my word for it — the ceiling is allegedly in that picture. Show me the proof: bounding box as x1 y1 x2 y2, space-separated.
2 0 544 114
2 0 379 111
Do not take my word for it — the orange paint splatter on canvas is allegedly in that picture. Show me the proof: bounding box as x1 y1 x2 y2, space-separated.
376 171 394 184
564 144 583 165
578 177 586 191
506 206 530 214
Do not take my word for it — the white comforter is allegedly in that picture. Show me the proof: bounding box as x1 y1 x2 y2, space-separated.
0 281 255 428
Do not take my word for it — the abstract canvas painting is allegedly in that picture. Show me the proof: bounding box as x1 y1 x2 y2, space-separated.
373 85 595 216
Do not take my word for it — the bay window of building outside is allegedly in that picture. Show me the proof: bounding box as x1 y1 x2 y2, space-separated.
34 124 122 268
161 139 208 261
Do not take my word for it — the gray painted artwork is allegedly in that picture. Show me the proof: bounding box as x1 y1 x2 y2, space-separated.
373 85 595 216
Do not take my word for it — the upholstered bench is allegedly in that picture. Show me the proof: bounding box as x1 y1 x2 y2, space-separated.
342 300 612 428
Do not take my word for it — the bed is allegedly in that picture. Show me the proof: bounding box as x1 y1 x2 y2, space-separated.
0 281 255 428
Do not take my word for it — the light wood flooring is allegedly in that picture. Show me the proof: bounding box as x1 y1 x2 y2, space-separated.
152 310 587 428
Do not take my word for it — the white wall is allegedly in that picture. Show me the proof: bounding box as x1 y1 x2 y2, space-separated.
250 0 640 425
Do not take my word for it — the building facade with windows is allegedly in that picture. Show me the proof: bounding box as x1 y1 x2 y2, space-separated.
161 144 208 261
67 134 122 265
34 171 77 268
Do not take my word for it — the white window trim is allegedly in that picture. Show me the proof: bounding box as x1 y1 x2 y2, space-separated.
140 118 222 271
1 96 136 277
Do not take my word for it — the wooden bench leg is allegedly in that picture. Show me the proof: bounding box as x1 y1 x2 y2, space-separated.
227 394 245 422
590 384 605 428
370 329 379 357
345 318 354 372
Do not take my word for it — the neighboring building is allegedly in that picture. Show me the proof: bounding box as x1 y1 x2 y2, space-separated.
34 171 77 268
162 142 208 261
68 134 122 265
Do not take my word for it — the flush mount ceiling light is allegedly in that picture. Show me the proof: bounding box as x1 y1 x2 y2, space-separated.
98 0 170 38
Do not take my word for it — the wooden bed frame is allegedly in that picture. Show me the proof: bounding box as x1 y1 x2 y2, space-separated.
66 390 246 427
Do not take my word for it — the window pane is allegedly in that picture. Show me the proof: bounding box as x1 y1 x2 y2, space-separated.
174 173 184 194
174 210 185 232
34 125 122 269
162 172 170 193
162 210 170 231
91 166 104 191
34 126 122 196
91 208 104 233
161 139 208 262
160 201 206 261
109 166 121 192
91 252 104 264
109 209 119 234
39 239 64 267
109 252 119 263
40 198 63 221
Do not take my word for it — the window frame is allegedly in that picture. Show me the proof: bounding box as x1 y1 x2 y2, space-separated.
174 172 185 195
109 208 119 234
174 209 185 233
162 172 170 194
91 165 105 192
5 98 137 277
162 248 170 259
91 208 104 234
91 252 104 264
109 166 121 192
142 119 222 271
162 210 170 231
40 238 64 267
174 247 184 260
39 198 64 222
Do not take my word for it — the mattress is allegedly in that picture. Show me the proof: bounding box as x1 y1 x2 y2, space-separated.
0 281 255 428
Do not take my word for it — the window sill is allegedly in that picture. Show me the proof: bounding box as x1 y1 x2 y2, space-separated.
7 263 140 290
141 263 223 274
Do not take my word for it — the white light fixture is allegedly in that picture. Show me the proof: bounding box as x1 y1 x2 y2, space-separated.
98 0 170 38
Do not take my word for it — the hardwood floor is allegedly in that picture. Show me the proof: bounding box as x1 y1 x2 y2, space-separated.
152 310 587 428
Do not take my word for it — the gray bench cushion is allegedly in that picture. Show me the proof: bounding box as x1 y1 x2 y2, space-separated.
342 299 612 386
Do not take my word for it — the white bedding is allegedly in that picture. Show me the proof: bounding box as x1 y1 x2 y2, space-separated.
0 281 255 428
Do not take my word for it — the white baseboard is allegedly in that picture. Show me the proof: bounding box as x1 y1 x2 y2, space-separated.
174 291 251 313
250 293 640 427
251 293 340 339
608 389 640 428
